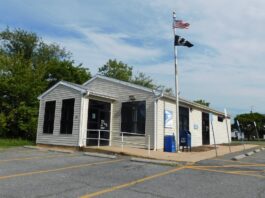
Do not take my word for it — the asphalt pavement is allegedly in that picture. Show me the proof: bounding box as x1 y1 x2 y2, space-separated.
0 147 264 198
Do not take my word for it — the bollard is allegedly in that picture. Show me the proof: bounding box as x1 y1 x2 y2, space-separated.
121 132 124 152
148 135 151 156
97 130 100 148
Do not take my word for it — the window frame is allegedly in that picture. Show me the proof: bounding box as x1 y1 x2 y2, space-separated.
218 116 224 122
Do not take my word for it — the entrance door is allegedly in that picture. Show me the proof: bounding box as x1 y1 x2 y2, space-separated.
87 100 111 146
202 112 210 145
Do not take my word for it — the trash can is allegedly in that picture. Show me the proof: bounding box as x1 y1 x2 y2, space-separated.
179 130 192 152
164 135 176 152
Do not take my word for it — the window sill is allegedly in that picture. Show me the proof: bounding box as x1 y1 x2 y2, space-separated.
42 133 53 135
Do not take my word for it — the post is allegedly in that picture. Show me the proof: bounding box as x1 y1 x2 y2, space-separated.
173 11 179 152
224 109 231 153
121 132 124 152
254 121 260 142
237 120 245 150
210 114 218 157
148 135 151 156
97 130 100 148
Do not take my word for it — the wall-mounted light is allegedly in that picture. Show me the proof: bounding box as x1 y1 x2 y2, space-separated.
129 95 136 101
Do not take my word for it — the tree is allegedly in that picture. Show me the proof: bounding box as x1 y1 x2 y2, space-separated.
233 113 265 140
99 59 174 93
98 59 132 82
132 72 155 89
0 28 91 139
194 99 210 107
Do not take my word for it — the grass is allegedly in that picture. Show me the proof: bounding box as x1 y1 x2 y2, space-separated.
0 138 34 149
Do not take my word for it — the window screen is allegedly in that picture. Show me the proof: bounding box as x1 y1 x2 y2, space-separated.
121 101 146 135
43 101 56 134
60 98 75 134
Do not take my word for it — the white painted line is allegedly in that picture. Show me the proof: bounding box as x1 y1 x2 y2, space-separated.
83 152 117 159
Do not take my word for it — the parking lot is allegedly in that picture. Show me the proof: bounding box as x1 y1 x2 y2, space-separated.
0 147 265 198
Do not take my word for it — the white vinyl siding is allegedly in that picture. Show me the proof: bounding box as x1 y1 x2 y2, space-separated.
36 85 82 146
156 98 231 149
210 115 231 144
189 109 203 146
84 78 154 148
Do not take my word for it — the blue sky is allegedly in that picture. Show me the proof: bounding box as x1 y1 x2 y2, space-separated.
1 0 264 117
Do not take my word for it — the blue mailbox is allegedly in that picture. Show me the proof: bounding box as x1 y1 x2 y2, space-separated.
179 130 191 152
164 135 176 152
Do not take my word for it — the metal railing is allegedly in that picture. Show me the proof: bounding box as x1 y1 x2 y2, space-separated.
86 129 151 156
86 129 110 147
117 132 151 156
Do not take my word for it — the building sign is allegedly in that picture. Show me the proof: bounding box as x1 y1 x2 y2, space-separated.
164 110 173 128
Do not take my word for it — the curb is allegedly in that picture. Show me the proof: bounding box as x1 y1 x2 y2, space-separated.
261 147 265 151
232 154 246 161
83 152 117 159
48 149 74 154
130 157 185 166
23 146 40 150
254 149 261 153
245 151 254 156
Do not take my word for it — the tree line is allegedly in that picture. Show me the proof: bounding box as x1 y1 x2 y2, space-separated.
0 28 171 140
1 28 264 141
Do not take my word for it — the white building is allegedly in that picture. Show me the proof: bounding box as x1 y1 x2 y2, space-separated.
36 75 231 150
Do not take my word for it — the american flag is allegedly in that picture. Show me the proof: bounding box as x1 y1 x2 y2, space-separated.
173 20 190 29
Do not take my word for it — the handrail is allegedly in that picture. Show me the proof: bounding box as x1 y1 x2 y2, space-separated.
86 129 151 156
86 129 110 147
87 129 110 132
120 131 145 136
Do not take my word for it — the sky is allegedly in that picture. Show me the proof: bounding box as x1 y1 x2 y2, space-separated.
0 0 264 117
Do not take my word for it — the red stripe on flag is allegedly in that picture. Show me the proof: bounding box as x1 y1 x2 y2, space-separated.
173 20 190 29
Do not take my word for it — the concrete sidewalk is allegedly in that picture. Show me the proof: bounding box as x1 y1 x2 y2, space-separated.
84 144 258 163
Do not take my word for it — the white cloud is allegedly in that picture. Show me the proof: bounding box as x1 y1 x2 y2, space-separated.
1 0 264 114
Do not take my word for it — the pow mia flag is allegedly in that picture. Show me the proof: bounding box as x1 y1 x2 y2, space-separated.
174 35 193 48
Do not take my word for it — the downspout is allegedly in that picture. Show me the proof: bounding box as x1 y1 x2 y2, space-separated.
154 100 157 150
79 91 89 147
153 91 164 151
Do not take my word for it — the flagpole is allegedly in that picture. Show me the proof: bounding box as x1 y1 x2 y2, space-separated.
173 11 180 152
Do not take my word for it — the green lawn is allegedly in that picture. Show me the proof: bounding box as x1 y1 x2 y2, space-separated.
0 138 34 149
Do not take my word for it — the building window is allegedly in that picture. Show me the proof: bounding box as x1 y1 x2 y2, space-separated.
60 98 75 134
218 116 224 122
121 101 146 135
43 101 56 134
179 107 189 131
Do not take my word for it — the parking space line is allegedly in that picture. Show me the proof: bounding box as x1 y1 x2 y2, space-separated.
212 158 252 165
229 170 261 173
0 159 124 180
188 166 265 179
212 158 265 166
80 166 186 198
247 156 265 160
189 163 265 169
0 153 79 163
